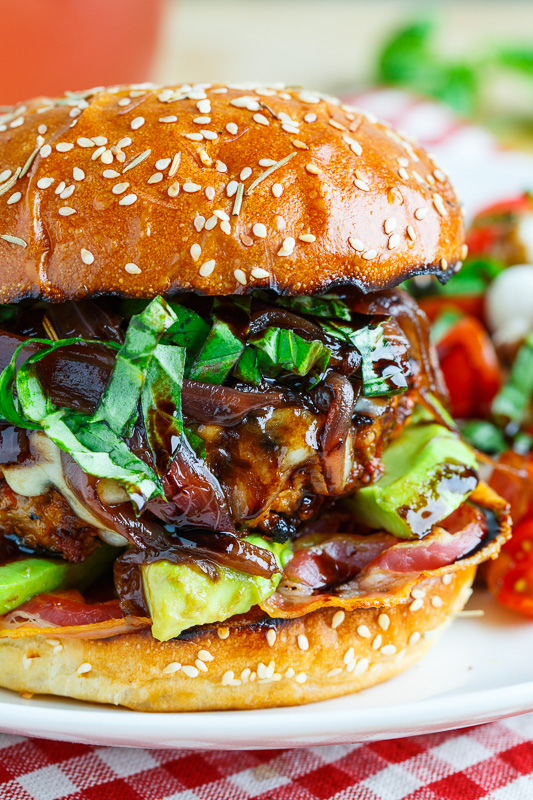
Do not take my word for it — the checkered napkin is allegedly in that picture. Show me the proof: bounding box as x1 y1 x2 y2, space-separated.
2 713 533 800
0 90 526 800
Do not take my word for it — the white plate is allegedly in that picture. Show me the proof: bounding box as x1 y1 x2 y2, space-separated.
2 590 533 749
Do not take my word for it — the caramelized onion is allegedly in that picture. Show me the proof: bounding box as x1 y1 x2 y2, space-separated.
250 308 325 339
320 372 356 495
44 300 124 343
182 379 286 425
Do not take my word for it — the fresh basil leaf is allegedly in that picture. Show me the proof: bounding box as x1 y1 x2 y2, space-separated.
492 332 533 428
252 327 330 378
349 323 408 397
277 295 352 322
187 319 244 384
94 296 177 436
141 343 186 474
184 426 207 461
165 303 210 354
233 347 262 386
460 419 506 455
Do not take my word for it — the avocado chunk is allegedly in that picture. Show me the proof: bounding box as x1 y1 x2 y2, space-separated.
0 544 117 616
347 416 479 539
142 535 293 642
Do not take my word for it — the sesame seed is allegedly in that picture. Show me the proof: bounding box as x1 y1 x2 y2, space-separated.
411 589 425 599
60 186 75 199
190 244 202 262
328 667 343 677
197 99 211 114
240 167 252 180
222 670 235 685
433 194 447 217
202 130 217 141
431 595 444 608
112 182 129 195
119 193 137 206
72 167 84 181
216 160 227 173
183 182 201 193
230 97 260 111
125 262 141 275
156 158 171 170
297 634 309 651
388 234 400 250
329 118 345 131
277 236 295 256
266 629 276 647
251 267 269 279
196 650 213 663
131 116 145 130
410 598 424 612
406 225 416 241
222 221 232 234
354 178 370 192
259 159 276 167
292 140 309 150
299 233 316 243
218 626 230 639
200 260 215 277
304 113 317 123
0 170 11 182
234 268 247 285
378 613 390 631
167 181 180 197
415 207 428 220
241 668 251 683
185 132 203 141
9 116 24 128
148 172 163 184
381 644 397 656
434 168 446 182
162 662 181 675
257 662 268 679
295 673 307 684
344 647 355 665
226 122 238 135
38 124 47 135
117 137 132 148
272 183 283 198
205 186 215 200
354 658 369 675
195 659 208 673
182 665 199 678
409 632 421 646
305 163 321 175
357 624 371 639
56 142 74 153
331 610 345 629
226 180 239 197
91 136 107 147
58 205 75 215
159 115 177 124
102 169 120 179
384 218 396 234
199 150 212 167
282 124 299 134
253 223 267 238
205 215 217 230
77 137 94 148
285 667 295 678
169 152 181 177
81 248 94 265
76 662 92 676
349 237 365 252
37 177 54 189
398 167 409 180
55 181 66 194
101 150 114 165
40 144 52 157
440 257 448 271
253 113 269 126
362 249 377 260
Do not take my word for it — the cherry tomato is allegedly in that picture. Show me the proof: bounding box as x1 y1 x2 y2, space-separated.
418 295 485 324
436 315 502 418
486 518 533 617
489 451 533 526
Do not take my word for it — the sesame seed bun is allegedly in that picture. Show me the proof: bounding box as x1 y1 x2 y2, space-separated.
0 568 474 711
0 83 464 302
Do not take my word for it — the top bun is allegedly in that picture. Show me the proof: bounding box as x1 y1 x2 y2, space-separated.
0 82 465 302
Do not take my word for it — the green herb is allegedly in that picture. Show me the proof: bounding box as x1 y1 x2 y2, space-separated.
233 347 262 386
184 426 207 460
277 294 352 322
252 327 330 379
406 257 506 299
492 332 533 428
245 152 297 196
349 324 408 397
93 296 177 436
187 319 244 384
122 148 151 174
165 303 210 355
20 146 40 179
231 182 244 215
0 168 21 197
460 419 506 455
141 343 186 473
430 309 463 344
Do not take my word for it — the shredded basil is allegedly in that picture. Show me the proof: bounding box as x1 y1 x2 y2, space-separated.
276 295 352 322
252 327 330 379
165 303 210 354
141 343 186 473
460 419 507 455
233 347 262 386
187 319 244 384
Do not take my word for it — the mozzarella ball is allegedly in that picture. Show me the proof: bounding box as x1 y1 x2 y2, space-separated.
485 264 533 344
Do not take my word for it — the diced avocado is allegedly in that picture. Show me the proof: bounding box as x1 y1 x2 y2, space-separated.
0 544 117 616
347 416 479 539
142 535 293 642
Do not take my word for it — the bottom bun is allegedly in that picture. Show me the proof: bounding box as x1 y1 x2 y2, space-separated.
0 568 475 711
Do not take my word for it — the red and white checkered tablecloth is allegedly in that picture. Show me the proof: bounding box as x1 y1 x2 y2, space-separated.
2 713 533 800
2 90 532 800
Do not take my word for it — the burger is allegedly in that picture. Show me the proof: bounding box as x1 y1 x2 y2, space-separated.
0 82 510 711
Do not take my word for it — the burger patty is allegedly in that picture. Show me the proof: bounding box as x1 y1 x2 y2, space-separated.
0 479 99 562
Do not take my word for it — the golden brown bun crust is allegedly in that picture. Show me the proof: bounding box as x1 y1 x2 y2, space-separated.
0 568 474 711
0 83 464 302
